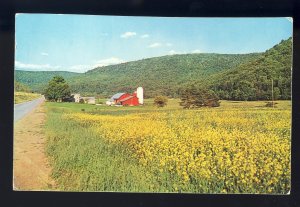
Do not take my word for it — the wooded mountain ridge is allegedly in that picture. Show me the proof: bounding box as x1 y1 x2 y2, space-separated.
15 37 292 100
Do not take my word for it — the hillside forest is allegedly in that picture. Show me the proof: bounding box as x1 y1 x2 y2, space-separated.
15 37 292 101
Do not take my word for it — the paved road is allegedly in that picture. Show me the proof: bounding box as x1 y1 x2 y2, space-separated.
14 96 45 122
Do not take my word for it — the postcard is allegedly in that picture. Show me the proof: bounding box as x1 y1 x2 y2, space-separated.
13 14 292 194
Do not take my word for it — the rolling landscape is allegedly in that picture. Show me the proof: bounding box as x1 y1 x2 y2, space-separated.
15 38 291 101
13 15 292 194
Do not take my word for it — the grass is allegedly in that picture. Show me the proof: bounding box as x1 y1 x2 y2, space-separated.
218 100 291 109
14 91 41 104
45 113 157 191
44 99 291 193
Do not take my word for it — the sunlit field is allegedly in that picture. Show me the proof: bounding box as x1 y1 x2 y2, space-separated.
14 92 41 104
45 99 291 193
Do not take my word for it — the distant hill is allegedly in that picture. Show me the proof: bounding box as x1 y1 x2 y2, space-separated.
15 70 81 92
68 53 261 98
209 37 292 100
15 38 292 100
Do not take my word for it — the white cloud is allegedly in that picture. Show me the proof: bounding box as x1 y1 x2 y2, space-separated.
120 32 137 38
69 65 91 73
148 42 162 48
285 17 293 23
68 57 125 72
15 57 126 73
41 52 49 56
148 42 172 48
168 50 188 55
168 50 177 55
15 61 61 70
191 49 201 53
140 34 149 38
93 57 125 67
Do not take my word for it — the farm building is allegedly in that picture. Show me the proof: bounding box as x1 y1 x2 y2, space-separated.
70 94 96 104
118 94 139 106
82 97 96 104
106 87 143 106
72 94 81 103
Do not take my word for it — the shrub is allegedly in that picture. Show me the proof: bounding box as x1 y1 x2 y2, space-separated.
154 96 168 107
179 85 220 109
265 102 278 107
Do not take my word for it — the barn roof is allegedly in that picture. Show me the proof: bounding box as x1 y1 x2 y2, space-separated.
110 93 125 101
119 96 134 102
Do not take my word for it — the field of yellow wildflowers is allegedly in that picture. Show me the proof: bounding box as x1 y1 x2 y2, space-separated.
45 100 291 193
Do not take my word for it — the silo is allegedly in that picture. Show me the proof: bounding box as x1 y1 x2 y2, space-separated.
136 87 144 104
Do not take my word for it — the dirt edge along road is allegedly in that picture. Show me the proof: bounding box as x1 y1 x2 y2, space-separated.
13 101 56 190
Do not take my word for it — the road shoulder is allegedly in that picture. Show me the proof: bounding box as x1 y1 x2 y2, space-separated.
13 102 56 191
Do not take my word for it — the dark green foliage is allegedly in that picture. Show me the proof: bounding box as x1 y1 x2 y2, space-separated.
65 53 261 97
179 85 220 108
153 96 168 107
15 70 80 92
44 76 71 102
211 38 292 101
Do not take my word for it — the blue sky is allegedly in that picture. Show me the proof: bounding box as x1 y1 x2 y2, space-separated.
15 14 292 73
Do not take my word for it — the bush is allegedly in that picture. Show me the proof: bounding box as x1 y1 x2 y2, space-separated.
154 96 168 107
265 102 278 107
180 85 220 109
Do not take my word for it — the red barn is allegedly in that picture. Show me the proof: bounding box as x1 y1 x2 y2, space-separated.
107 87 143 106
109 92 139 106
118 95 139 106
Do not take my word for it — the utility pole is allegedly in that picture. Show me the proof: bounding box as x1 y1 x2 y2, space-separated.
271 79 274 108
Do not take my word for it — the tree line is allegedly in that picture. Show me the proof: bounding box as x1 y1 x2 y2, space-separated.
45 76 220 109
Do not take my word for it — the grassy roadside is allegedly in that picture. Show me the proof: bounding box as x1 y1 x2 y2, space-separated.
44 100 291 193
14 91 41 104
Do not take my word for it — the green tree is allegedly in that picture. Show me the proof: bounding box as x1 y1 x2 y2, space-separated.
44 76 71 102
180 85 220 109
153 96 168 107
